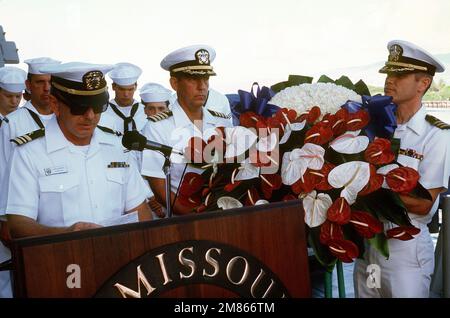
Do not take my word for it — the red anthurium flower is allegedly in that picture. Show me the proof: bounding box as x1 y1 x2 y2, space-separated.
314 163 335 191
224 180 242 192
282 194 298 201
179 172 205 197
245 188 261 206
386 167 420 193
329 108 349 136
275 108 298 126
346 110 370 131
261 174 282 199
249 149 279 168
327 239 359 263
358 164 383 196
298 106 321 124
240 112 265 129
266 117 285 137
364 138 395 165
195 204 207 213
327 197 351 225
291 170 321 194
304 122 334 145
349 211 383 238
206 128 226 155
320 220 344 245
386 226 420 241
184 137 207 163
178 192 202 209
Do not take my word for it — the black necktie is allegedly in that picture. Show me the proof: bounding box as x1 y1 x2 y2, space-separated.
109 102 139 132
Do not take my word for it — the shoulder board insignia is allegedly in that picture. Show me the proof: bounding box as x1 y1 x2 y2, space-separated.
425 114 450 130
97 125 122 136
207 109 231 119
11 128 45 146
147 110 173 122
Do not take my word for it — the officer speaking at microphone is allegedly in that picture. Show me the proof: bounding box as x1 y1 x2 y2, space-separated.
140 45 232 216
4 62 152 239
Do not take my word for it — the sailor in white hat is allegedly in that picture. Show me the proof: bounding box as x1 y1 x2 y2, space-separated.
140 82 172 117
0 67 26 120
354 40 450 298
3 61 151 240
0 57 61 185
98 62 147 135
140 44 232 216
0 65 26 298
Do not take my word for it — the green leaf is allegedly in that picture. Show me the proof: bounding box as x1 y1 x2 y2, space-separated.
287 74 313 86
368 233 389 259
307 226 337 272
409 182 433 201
335 76 355 91
317 75 334 83
390 138 401 161
354 80 371 96
270 81 288 93
356 189 412 226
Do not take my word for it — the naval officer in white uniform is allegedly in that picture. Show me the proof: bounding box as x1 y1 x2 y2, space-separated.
4 62 151 242
354 40 450 298
141 45 232 216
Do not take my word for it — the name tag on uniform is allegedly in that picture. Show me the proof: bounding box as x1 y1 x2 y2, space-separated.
108 162 130 168
44 165 68 176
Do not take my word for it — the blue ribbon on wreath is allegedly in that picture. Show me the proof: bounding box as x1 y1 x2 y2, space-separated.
227 82 280 125
341 94 397 141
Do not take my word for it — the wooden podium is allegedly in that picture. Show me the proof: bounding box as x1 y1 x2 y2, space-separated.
10 200 311 298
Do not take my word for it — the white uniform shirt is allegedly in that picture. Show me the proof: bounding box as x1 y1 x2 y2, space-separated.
0 102 55 214
393 106 450 225
4 116 149 227
99 99 147 135
141 100 232 194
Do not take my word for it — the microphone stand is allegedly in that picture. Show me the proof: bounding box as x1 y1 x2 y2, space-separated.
162 153 173 218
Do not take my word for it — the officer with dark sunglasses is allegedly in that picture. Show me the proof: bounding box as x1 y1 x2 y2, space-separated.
2 62 152 243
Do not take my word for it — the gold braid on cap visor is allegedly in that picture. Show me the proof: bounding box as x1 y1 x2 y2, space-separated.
52 82 108 96
385 61 428 72
170 65 214 73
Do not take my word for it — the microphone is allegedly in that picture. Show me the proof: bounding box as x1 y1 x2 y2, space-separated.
122 131 183 156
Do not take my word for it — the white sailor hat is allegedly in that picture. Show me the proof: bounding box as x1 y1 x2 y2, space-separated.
39 62 114 107
379 40 445 76
139 83 172 103
160 44 216 76
108 62 142 86
24 57 61 75
0 66 27 93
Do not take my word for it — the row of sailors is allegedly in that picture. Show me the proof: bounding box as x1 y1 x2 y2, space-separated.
0 44 233 297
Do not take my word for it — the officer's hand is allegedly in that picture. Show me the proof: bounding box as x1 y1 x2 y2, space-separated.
69 222 102 232
148 196 165 218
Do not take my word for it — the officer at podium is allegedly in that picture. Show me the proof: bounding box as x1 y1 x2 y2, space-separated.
4 62 151 239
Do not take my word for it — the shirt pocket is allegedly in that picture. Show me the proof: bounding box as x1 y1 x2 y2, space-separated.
105 169 126 216
38 174 80 226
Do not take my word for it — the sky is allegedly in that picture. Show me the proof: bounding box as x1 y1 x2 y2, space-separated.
1 0 450 93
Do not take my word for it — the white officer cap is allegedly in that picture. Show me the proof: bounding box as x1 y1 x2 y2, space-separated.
139 82 172 103
160 44 216 76
24 57 62 75
379 40 445 76
0 66 27 93
108 62 142 86
40 62 114 107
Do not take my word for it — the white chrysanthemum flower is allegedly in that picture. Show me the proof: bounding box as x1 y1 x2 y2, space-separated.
270 83 361 119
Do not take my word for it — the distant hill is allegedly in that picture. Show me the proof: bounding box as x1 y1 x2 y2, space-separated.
318 53 450 87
